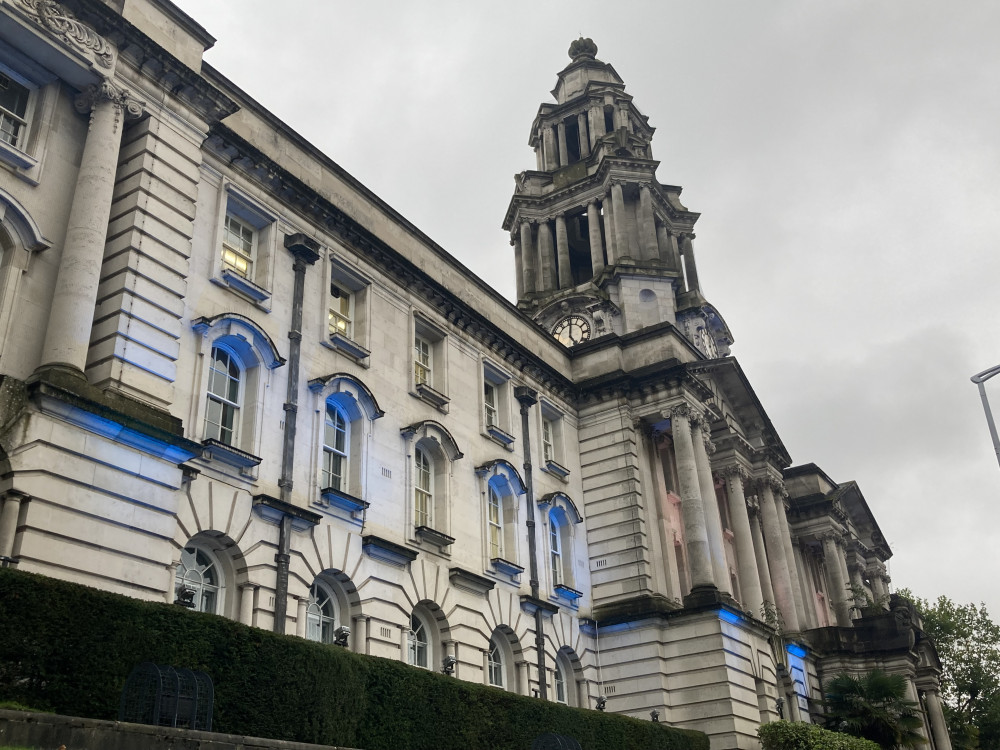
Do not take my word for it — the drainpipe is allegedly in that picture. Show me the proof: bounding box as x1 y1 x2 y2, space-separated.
272 233 320 634
515 385 547 700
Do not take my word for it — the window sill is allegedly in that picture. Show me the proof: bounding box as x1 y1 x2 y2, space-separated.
0 140 36 171
490 557 524 579
320 486 369 514
201 438 262 470
415 525 455 550
450 566 496 596
413 382 450 411
541 459 571 480
217 268 271 304
485 424 515 449
553 583 583 607
323 332 370 361
363 534 417 568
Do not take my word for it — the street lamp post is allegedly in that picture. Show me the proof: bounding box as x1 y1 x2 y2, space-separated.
971 364 1000 470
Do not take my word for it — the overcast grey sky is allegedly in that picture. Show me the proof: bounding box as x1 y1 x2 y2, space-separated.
171 0 1000 617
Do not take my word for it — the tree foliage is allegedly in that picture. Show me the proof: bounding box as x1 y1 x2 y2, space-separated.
900 591 1000 750
823 670 926 750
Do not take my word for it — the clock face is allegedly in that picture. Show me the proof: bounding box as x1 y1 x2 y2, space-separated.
553 315 591 346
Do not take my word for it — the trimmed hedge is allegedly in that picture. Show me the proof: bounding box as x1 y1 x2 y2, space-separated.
0 568 707 750
759 721 882 750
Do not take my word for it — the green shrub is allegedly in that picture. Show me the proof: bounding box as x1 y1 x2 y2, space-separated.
0 568 707 750
759 721 883 750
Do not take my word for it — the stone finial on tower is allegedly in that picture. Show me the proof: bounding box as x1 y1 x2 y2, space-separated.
568 37 598 61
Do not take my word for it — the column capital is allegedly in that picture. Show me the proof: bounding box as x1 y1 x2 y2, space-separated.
719 464 750 483
663 402 698 421
75 78 145 120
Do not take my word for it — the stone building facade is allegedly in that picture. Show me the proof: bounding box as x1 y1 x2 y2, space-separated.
0 3 951 749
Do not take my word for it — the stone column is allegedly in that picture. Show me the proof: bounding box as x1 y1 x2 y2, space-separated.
611 183 628 260
295 595 308 638
520 221 537 295
656 224 678 272
557 121 569 167
0 491 26 559
678 233 700 293
603 189 617 263
666 404 715 591
639 185 658 260
822 533 851 626
869 563 890 602
555 214 572 288
748 503 775 610
239 583 258 626
537 221 556 292
535 147 543 171
691 418 730 594
40 79 144 373
758 479 800 632
794 544 818 630
512 233 524 300
722 467 763 614
924 689 953 750
773 481 808 630
577 112 590 158
587 201 605 277
543 126 558 171
590 104 606 143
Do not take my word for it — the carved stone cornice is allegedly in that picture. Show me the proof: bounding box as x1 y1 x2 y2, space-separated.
15 0 114 68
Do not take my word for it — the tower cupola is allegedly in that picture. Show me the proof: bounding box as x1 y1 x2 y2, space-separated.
502 40 732 358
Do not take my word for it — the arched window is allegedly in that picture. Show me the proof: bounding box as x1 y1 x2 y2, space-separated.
175 545 223 614
487 485 503 559
549 511 563 585
322 405 348 491
414 448 433 528
408 612 429 668
205 346 242 446
306 580 339 644
488 639 505 687
554 659 567 703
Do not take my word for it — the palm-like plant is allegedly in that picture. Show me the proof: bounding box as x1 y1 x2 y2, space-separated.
823 670 927 749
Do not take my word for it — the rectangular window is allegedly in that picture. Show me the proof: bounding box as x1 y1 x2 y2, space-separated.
0 73 29 149
488 488 503 559
221 213 255 278
414 336 432 387
329 283 353 337
539 401 571 479
542 418 555 464
484 382 498 428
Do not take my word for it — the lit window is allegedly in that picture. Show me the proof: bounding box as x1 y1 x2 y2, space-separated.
487 486 503 559
205 347 241 446
484 381 498 428
488 640 504 687
414 335 432 386
0 73 29 149
175 546 222 614
329 282 353 337
221 213 255 278
306 581 338 644
322 406 348 491
549 512 562 585
414 448 433 528
408 613 429 668
542 418 555 463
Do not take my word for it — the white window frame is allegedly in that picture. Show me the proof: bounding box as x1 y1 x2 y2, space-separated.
323 252 371 362
0 49 56 177
549 511 563 586
408 612 430 669
0 71 30 151
487 639 505 688
322 404 348 492
410 313 449 410
539 400 571 479
414 447 434 529
175 544 224 615
306 580 340 645
487 485 504 560
482 360 514 449
212 183 278 306
204 345 242 447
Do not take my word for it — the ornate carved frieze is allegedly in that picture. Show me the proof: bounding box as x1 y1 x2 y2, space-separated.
15 0 115 68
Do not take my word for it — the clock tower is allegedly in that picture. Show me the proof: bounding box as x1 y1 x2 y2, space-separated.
503 38 732 357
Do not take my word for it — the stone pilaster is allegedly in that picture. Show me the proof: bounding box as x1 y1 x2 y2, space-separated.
520 220 536 294
691 417 730 594
772 480 808 630
555 214 572 288
611 182 628 260
678 232 700 293
721 466 763 614
587 201 604 277
512 233 524 299
923 689 953 750
757 477 799 631
666 404 715 592
577 112 590 158
603 189 617 263
639 185 658 260
543 125 558 171
537 220 556 292
40 78 144 374
747 499 775 610
557 121 569 167
822 532 851 626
